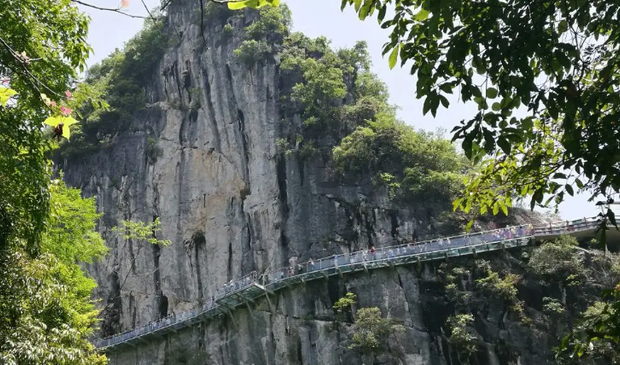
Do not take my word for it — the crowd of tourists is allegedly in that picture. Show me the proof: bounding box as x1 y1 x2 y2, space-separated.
263 224 535 283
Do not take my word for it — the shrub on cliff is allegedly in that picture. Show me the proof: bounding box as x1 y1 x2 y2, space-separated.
446 314 478 362
333 116 467 206
234 5 291 66
350 307 405 354
528 235 585 283
60 16 169 157
276 30 469 207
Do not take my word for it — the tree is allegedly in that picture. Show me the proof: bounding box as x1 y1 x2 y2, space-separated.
0 1 110 363
333 116 468 206
446 314 478 363
558 287 620 364
334 292 357 322
350 307 405 353
528 235 585 282
335 0 620 228
0 0 91 253
0 180 108 365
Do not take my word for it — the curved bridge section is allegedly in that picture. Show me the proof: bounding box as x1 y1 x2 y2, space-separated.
95 217 603 350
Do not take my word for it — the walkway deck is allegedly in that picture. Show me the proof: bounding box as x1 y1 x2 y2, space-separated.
94 217 605 350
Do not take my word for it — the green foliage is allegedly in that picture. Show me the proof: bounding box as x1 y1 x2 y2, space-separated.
441 259 529 323
0 179 107 364
558 290 620 364
0 2 108 362
275 137 290 153
146 137 163 163
233 5 291 66
291 54 348 124
222 23 234 37
334 292 357 322
439 265 471 303
281 37 375 141
112 218 170 247
528 235 584 282
476 270 520 302
350 307 405 353
0 109 50 254
476 269 528 322
542 297 565 316
244 5 290 40
63 16 169 156
44 178 108 264
333 118 467 206
0 252 106 365
340 0 620 234
446 314 478 360
0 0 92 253
234 40 272 66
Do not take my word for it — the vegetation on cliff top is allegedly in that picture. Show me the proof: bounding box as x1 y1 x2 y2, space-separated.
63 4 468 213
235 6 468 209
60 16 169 157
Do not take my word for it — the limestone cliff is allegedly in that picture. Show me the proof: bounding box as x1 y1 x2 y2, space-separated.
101 245 617 365
55 2 608 365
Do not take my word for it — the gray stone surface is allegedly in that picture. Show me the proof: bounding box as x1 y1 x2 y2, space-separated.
58 3 562 365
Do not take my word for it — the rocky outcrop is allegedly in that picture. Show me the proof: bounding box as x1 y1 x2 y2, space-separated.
58 2 573 365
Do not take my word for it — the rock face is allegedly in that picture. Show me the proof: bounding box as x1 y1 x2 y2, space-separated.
58 2 569 365
101 250 591 365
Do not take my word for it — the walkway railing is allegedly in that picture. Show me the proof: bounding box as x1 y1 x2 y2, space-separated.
94 216 601 350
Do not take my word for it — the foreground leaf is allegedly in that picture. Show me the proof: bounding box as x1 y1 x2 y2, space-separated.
0 86 17 106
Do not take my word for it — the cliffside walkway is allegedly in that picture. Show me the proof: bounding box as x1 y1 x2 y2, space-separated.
95 216 603 350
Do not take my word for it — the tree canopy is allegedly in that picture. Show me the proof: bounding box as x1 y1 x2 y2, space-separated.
224 0 620 358
0 0 91 254
0 1 111 363
334 0 620 358
0 180 108 365
332 0 620 226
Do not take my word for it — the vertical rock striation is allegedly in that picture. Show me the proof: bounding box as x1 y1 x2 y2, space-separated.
57 2 575 365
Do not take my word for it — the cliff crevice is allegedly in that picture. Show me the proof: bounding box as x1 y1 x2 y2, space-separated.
55 3 613 365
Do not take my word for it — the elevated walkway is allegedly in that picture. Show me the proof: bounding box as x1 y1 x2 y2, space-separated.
94 217 608 350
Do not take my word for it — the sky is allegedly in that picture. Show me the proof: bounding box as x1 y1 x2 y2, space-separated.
78 0 601 220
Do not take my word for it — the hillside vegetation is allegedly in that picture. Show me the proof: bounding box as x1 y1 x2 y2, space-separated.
62 5 469 217
47 4 620 364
